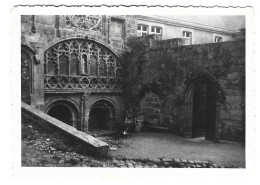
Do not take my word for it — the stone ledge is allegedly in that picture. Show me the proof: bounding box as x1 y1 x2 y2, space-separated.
21 102 109 156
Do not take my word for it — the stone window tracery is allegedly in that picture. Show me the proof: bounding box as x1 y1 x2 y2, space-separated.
44 39 123 90
65 15 102 31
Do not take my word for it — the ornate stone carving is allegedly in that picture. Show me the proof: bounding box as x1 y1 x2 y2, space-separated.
44 39 123 90
66 15 102 31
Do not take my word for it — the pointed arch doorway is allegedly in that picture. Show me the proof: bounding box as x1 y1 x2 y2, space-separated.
88 99 116 131
184 76 223 141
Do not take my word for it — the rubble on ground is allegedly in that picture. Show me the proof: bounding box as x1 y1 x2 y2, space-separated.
22 123 240 168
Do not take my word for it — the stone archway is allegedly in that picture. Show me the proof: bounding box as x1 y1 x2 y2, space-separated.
184 76 223 142
140 91 163 127
45 100 79 129
88 99 116 131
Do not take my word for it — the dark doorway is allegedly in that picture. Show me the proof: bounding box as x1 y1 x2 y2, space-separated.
89 100 116 132
89 106 110 131
192 81 216 140
47 104 73 126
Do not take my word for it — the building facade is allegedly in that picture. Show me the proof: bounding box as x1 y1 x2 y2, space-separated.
21 15 245 142
21 15 138 132
136 15 244 45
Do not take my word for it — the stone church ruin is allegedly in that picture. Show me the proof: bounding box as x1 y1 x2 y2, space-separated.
21 15 245 146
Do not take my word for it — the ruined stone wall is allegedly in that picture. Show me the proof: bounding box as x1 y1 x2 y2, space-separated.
123 36 245 142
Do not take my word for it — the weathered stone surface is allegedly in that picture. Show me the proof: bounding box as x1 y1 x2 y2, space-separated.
162 158 172 162
124 36 245 143
21 15 245 144
180 159 188 163
89 160 104 167
174 159 181 163
22 102 109 155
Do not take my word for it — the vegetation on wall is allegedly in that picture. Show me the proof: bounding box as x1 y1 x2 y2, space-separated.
123 36 234 109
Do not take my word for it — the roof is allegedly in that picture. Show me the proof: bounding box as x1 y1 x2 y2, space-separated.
136 15 245 34
161 15 245 31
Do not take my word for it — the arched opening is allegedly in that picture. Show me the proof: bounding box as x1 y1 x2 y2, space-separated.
47 104 72 125
46 101 79 129
192 81 216 140
184 76 222 141
140 91 164 127
89 100 116 131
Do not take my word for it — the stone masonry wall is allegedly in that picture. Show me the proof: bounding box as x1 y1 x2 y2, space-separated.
21 15 138 56
123 36 245 142
21 15 138 109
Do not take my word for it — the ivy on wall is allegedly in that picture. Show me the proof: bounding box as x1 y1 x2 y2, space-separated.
123 35 239 110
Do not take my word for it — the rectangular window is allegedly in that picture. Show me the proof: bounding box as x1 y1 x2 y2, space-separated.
137 24 149 36
215 36 222 43
182 31 192 45
156 27 161 34
151 26 162 35
183 31 191 38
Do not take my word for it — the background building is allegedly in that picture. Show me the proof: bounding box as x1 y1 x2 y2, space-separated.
136 15 245 44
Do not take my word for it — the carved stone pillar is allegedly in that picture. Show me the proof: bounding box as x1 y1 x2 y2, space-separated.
31 43 45 110
83 92 91 132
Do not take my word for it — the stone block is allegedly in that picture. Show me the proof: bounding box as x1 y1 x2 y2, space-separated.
152 158 162 163
21 15 31 23
233 90 244 96
162 158 172 162
180 159 188 163
36 15 55 25
229 109 243 116
226 96 243 103
229 115 243 122
220 110 229 119
223 89 233 95
173 159 181 163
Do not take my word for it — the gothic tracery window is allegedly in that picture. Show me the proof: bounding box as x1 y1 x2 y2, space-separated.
44 39 123 90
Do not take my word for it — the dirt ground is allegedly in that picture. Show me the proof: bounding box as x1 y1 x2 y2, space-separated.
107 132 245 167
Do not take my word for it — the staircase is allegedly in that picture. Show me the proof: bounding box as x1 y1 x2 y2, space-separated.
21 102 109 156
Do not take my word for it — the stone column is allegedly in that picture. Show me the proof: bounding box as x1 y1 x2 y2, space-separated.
31 43 45 110
83 92 91 132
